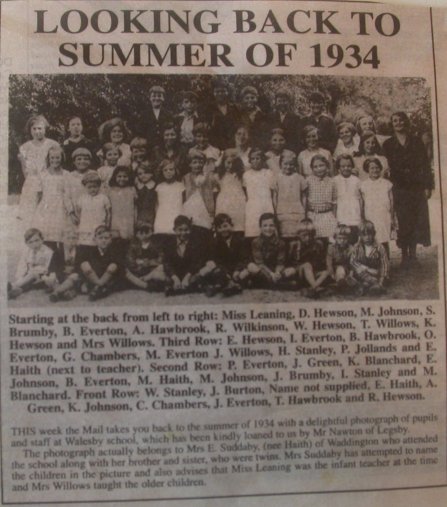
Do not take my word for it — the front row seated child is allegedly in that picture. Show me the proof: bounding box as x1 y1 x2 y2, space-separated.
125 221 166 291
283 219 329 298
163 215 214 295
79 225 121 301
204 214 249 296
350 220 389 296
326 224 354 291
47 230 81 302
245 213 286 287
8 228 54 299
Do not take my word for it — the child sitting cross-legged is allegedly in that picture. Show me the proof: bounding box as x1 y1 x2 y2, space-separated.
47 229 82 302
203 214 249 297
350 220 389 296
246 213 286 288
125 221 166 292
283 219 329 298
326 224 355 293
79 226 121 301
163 215 214 296
8 228 54 299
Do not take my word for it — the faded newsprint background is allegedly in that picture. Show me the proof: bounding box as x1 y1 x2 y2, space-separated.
0 1 447 507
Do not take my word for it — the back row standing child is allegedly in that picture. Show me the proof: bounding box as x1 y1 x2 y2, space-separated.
18 115 59 223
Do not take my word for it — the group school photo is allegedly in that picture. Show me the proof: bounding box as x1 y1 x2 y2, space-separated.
6 73 440 307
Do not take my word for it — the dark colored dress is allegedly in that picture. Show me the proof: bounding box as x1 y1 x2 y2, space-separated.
383 135 432 247
135 183 156 226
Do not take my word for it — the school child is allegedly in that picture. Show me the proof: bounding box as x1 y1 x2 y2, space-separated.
125 221 166 291
233 124 252 170
8 228 54 299
298 126 333 177
360 157 394 258
79 226 121 301
214 149 246 235
163 215 212 295
333 122 359 160
130 137 149 172
76 171 111 252
355 113 389 147
350 220 389 295
33 145 70 247
246 213 286 287
274 153 307 240
62 115 96 170
17 114 59 223
301 92 337 152
153 160 185 240
333 154 363 244
66 147 95 226
191 122 221 174
143 85 173 148
326 224 354 291
268 90 302 154
47 230 81 302
206 214 249 296
354 132 390 180
283 219 329 298
135 161 157 226
265 128 296 175
151 123 188 180
182 148 216 243
242 148 275 238
305 154 337 245
207 79 241 150
97 117 131 166
238 86 269 149
176 91 202 148
107 166 136 242
97 142 121 192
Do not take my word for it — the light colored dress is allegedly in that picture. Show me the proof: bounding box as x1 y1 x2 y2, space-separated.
360 177 393 243
33 169 70 242
18 138 59 222
66 171 88 215
108 187 136 240
298 148 332 177
275 172 307 237
77 193 111 246
98 165 115 192
154 181 185 234
243 169 274 237
215 172 246 232
334 174 362 227
266 149 297 176
183 173 215 230
333 138 359 160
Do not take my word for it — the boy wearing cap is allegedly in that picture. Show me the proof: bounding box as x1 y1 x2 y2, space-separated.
75 171 111 255
79 226 121 301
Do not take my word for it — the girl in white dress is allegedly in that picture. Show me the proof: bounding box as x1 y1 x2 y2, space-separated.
333 154 363 243
17 114 59 224
214 149 246 234
360 157 394 258
154 160 185 237
33 146 70 246
242 148 274 238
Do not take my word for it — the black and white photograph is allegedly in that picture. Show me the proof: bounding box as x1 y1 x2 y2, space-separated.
6 73 438 306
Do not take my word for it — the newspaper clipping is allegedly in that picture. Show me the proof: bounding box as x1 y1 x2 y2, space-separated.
0 1 446 506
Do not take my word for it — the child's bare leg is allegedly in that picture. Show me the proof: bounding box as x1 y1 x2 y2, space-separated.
13 273 39 289
299 263 318 288
97 265 118 287
81 263 101 287
314 270 330 289
54 274 79 295
335 266 347 282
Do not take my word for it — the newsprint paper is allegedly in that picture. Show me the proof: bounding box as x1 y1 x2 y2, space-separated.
0 0 447 506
